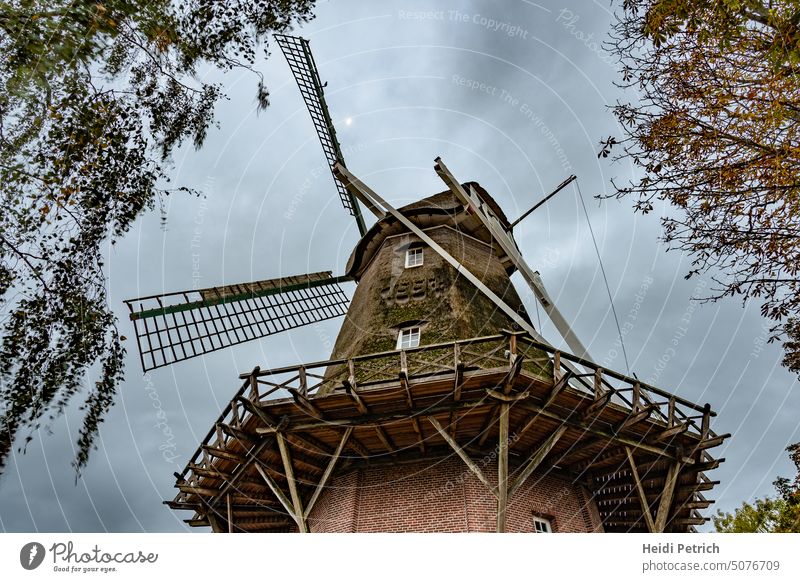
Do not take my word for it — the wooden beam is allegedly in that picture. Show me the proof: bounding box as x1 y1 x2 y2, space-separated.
226 494 233 533
202 445 247 464
616 404 657 433
428 416 497 499
276 432 308 532
543 370 572 409
287 388 324 420
497 403 510 533
649 422 689 444
486 388 530 402
177 484 222 498
303 427 353 519
508 425 568 498
654 462 681 532
691 434 730 453
626 447 656 533
581 389 615 423
374 425 396 454
254 462 297 524
236 396 286 430
502 355 524 395
673 517 708 527
218 422 257 446
677 500 713 510
515 401 695 465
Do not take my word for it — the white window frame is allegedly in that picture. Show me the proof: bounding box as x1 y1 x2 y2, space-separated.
533 516 552 533
405 247 424 268
396 326 421 350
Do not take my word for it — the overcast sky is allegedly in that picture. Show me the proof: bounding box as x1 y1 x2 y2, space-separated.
1 0 798 533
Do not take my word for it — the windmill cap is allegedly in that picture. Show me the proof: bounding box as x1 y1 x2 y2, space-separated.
345 181 516 279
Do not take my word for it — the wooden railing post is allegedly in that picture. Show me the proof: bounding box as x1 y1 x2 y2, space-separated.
248 366 261 401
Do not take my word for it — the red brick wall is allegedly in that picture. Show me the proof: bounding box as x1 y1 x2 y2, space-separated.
307 456 603 533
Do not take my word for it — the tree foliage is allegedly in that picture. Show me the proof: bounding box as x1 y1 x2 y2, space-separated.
0 0 315 474
714 444 800 532
605 0 800 370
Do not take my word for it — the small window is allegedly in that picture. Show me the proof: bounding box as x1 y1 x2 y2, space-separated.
405 247 424 268
397 327 421 350
533 516 552 533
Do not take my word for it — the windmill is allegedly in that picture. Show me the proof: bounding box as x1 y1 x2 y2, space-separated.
124 34 587 375
136 35 728 534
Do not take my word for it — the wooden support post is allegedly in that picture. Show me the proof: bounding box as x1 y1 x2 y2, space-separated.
668 396 676 428
207 512 225 533
654 462 681 532
450 343 465 438
453 343 463 400
400 350 412 407
701 403 711 440
254 462 298 526
625 446 656 533
594 368 603 398
276 432 308 533
632 381 641 412
553 351 561 383
508 425 568 498
226 494 233 533
347 359 357 392
248 366 261 400
299 365 308 396
497 403 510 533
303 427 353 520
231 399 241 428
428 416 497 498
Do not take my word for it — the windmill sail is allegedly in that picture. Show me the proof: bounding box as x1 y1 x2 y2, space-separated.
274 34 367 236
125 272 351 372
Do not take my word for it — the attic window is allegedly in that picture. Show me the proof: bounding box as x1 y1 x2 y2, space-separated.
397 326 421 350
533 516 552 533
405 247 424 268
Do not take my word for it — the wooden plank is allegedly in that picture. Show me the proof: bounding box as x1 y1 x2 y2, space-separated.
276 432 307 532
303 427 353 519
427 416 497 499
626 447 656 533
497 403 510 533
508 425 568 498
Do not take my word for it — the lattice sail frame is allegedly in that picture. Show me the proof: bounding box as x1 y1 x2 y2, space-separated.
125 271 350 372
274 34 366 235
